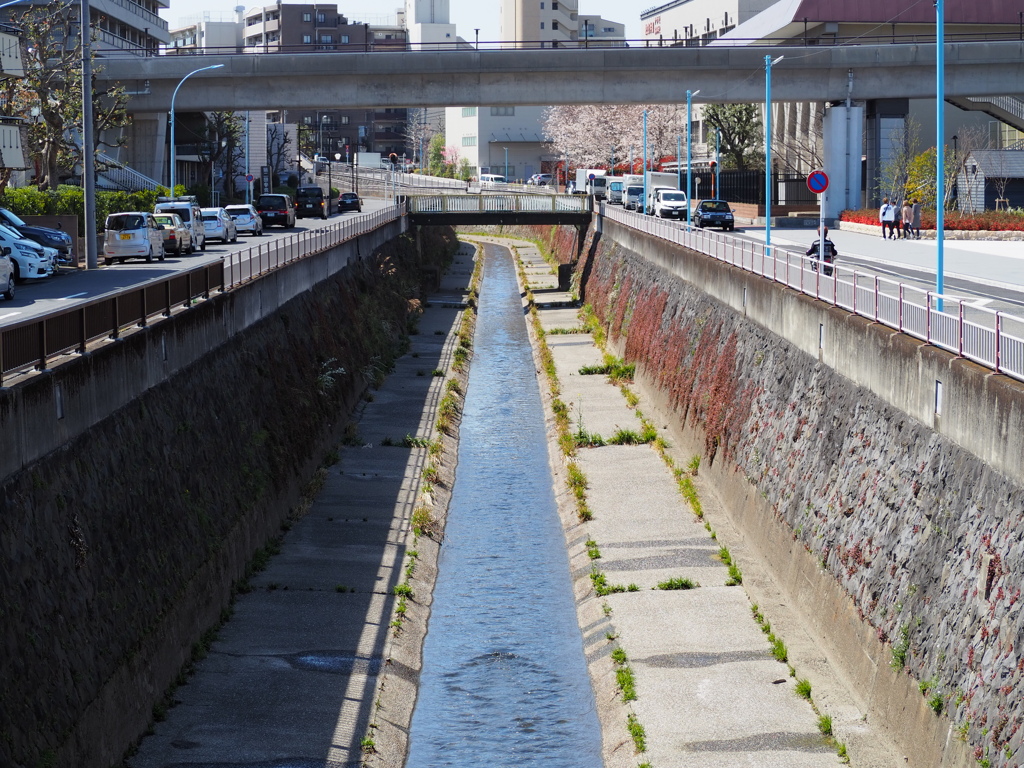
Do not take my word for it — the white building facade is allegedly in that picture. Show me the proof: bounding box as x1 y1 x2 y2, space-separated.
447 1 624 180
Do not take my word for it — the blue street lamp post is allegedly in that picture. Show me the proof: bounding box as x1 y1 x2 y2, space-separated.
686 89 700 227
764 55 784 247
642 110 648 214
936 0 946 310
169 64 224 195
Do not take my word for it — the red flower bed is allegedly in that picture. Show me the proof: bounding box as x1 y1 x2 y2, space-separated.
840 208 1024 231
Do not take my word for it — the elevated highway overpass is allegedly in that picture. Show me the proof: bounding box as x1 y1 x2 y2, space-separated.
99 41 1024 112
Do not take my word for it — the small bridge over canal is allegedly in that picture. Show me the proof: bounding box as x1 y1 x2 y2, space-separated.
406 193 592 227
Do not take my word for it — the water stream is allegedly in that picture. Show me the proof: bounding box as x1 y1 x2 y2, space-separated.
405 243 602 768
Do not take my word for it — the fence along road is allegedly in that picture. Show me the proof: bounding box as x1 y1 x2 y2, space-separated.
0 206 401 384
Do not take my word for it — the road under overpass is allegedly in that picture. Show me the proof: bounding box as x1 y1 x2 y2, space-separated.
99 41 1024 113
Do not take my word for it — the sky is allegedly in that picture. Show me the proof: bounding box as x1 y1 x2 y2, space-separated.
162 0 642 41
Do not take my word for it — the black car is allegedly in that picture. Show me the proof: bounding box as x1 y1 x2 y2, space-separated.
294 186 327 219
337 193 362 213
255 194 296 228
693 199 735 231
0 207 75 264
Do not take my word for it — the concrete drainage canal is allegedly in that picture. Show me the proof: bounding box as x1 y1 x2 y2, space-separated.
405 242 602 767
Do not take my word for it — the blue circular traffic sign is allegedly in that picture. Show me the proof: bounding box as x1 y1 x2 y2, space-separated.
588 173 596 180
245 174 254 182
807 170 829 194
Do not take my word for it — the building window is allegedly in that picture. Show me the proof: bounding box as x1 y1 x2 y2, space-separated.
302 12 311 21
552 1 558 8
340 116 350 124
302 34 311 43
462 107 477 117
540 1 545 7
462 136 477 146
303 116 312 124
316 12 325 23
540 22 545 29
490 106 515 116
321 34 333 43
341 34 349 43
552 21 559 30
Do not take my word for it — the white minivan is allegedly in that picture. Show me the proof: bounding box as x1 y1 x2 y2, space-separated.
102 212 165 264
479 174 506 186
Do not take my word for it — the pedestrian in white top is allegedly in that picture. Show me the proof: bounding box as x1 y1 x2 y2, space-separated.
879 197 897 239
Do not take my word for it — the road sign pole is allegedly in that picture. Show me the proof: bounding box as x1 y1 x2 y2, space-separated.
806 170 830 272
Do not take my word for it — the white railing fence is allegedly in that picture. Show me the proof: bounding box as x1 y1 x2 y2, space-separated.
601 202 1024 383
407 194 588 214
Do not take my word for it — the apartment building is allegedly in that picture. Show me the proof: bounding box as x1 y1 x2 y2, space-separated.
448 1 625 179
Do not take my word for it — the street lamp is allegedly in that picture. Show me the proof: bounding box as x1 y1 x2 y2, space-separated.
764 54 784 247
686 88 700 227
504 147 508 181
170 63 224 195
936 0 946 309
318 113 329 158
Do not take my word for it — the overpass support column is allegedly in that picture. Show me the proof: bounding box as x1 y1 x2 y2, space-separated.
822 103 864 220
864 99 909 209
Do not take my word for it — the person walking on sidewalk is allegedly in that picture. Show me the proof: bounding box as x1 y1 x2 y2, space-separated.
880 197 897 239
901 200 913 239
911 199 922 239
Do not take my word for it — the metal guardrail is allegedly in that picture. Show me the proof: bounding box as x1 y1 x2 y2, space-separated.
0 263 224 382
221 206 400 286
601 203 1024 383
408 194 588 214
0 205 402 384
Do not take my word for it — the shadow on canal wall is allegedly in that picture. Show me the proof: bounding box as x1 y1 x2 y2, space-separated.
461 222 1024 768
0 226 459 768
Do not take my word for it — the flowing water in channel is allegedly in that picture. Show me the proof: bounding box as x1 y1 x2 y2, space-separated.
405 244 602 768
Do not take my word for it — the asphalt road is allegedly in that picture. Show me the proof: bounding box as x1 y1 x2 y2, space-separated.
0 199 392 327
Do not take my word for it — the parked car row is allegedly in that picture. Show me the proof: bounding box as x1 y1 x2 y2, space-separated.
0 208 70 286
100 192 366 266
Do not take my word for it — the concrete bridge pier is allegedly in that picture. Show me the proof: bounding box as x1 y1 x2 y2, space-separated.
823 103 865 219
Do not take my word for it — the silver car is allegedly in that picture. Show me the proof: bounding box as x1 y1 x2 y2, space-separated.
224 204 263 236
102 212 165 264
200 207 238 244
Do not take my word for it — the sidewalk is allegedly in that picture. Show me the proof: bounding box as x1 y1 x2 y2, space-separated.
482 234 902 768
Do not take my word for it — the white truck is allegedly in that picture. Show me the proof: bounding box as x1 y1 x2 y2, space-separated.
574 168 606 196
621 174 645 210
356 152 383 169
644 171 680 214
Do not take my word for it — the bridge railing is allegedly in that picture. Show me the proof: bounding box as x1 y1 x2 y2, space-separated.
408 194 588 214
0 205 404 384
601 203 1024 384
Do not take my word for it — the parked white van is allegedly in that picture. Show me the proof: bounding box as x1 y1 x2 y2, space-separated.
479 174 506 186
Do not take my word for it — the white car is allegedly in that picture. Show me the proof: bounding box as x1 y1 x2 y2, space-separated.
224 204 263 236
200 207 238 244
0 245 14 300
652 189 688 219
0 222 56 281
102 212 165 264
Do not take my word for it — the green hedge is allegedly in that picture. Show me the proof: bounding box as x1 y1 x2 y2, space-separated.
0 186 164 236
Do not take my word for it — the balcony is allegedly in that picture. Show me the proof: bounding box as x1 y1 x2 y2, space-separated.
0 28 24 79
